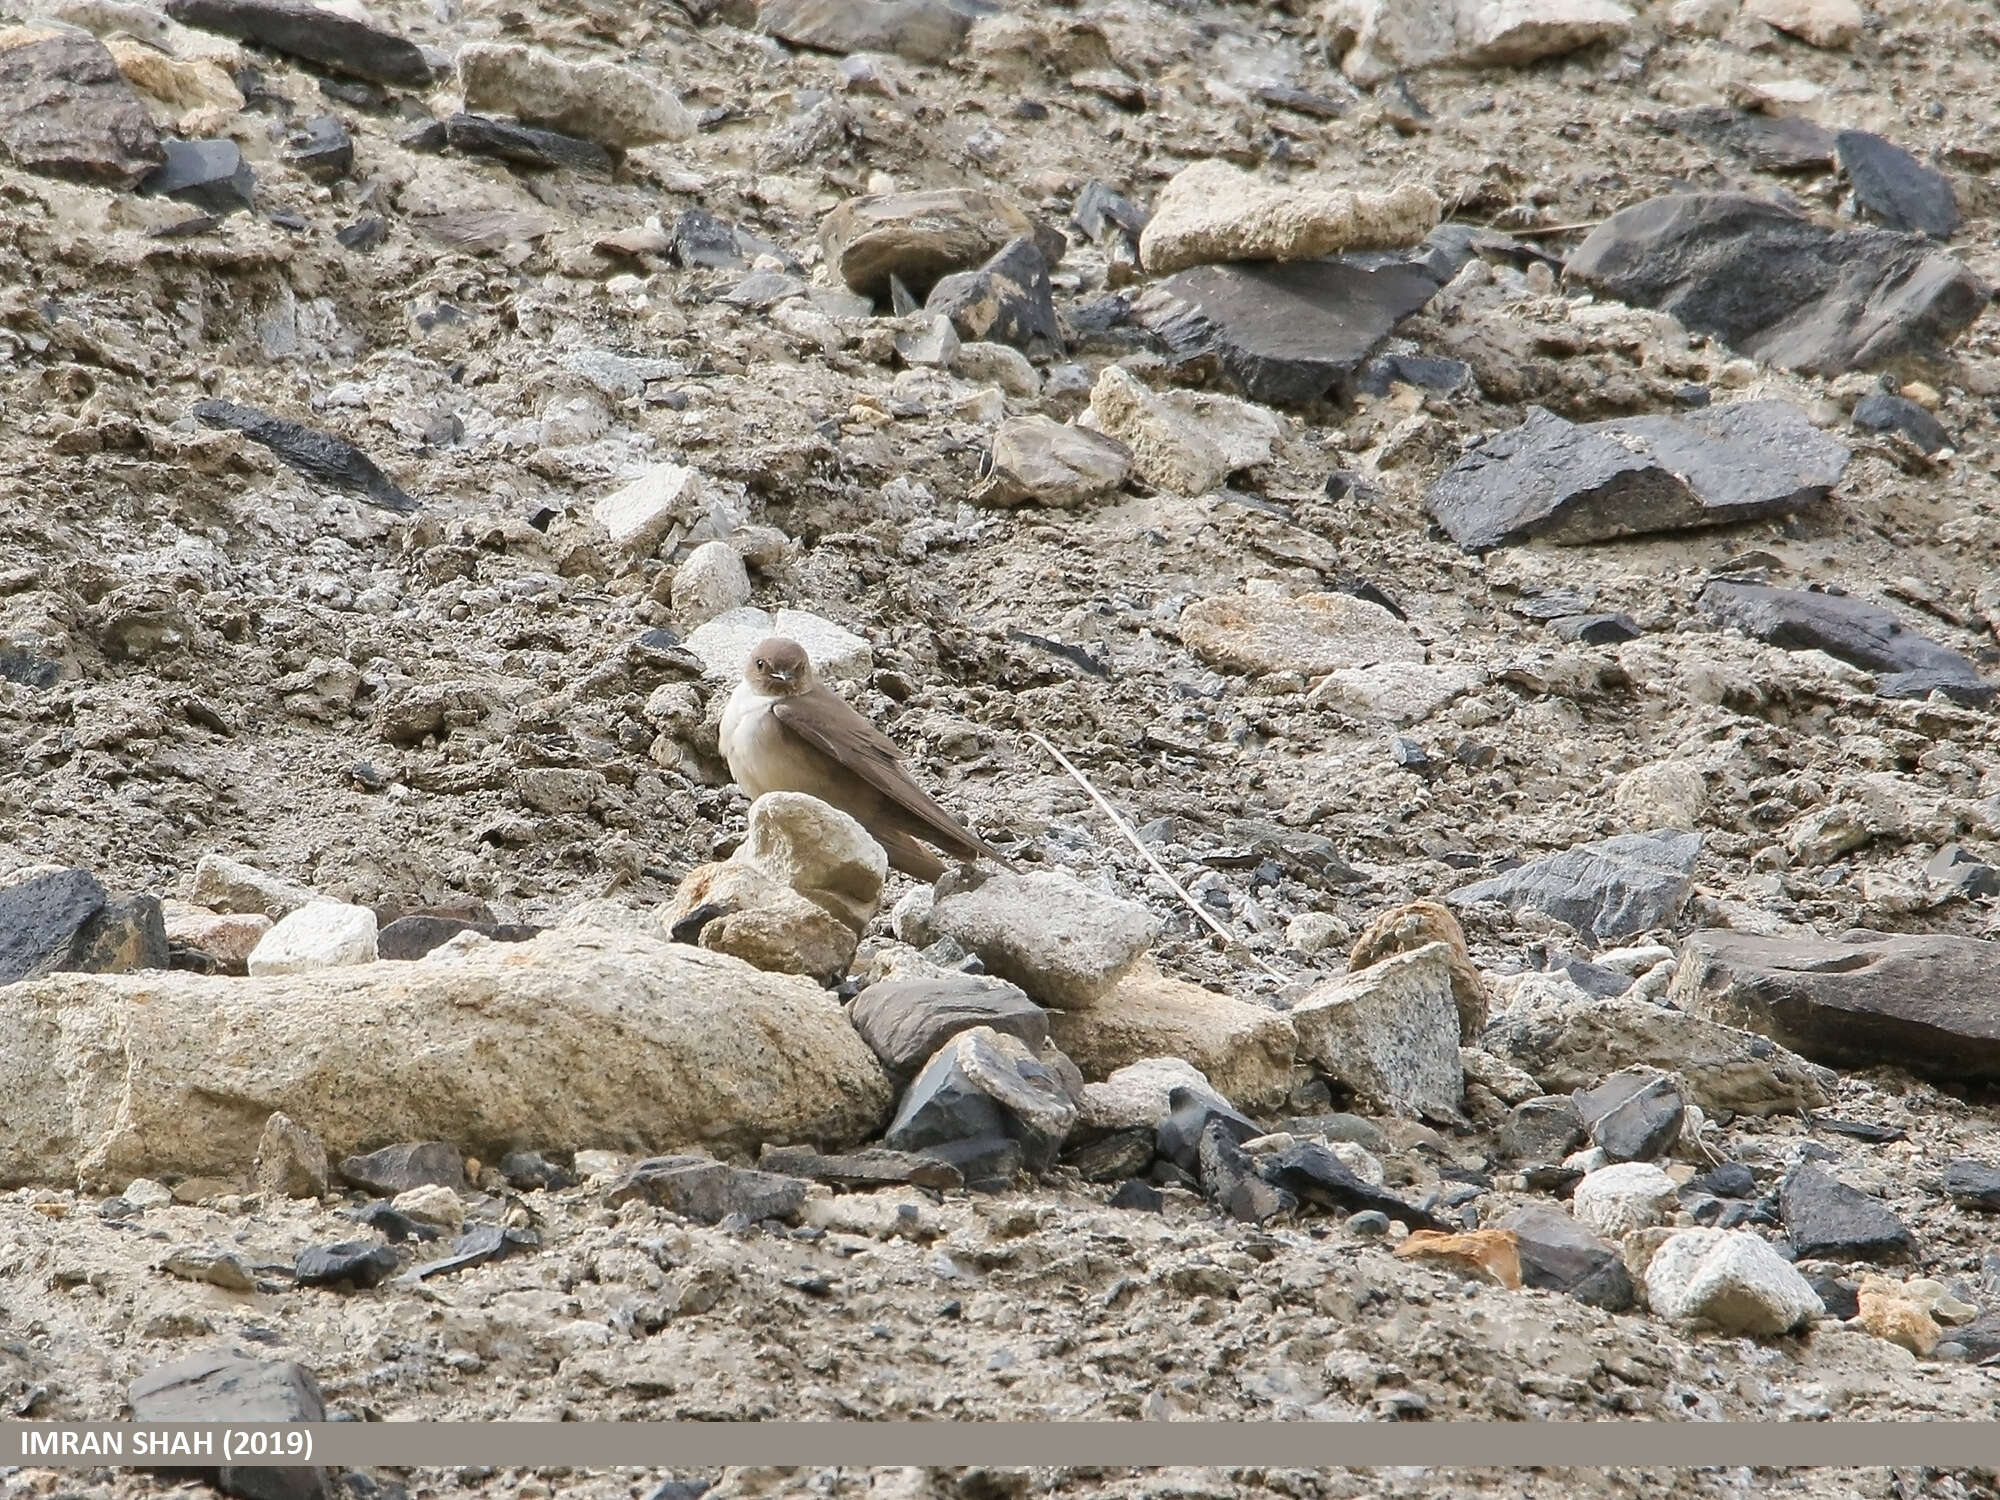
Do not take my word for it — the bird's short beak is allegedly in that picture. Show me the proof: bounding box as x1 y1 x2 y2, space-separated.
769 669 793 686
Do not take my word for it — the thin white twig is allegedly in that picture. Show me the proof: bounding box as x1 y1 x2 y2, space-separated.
1028 732 1289 982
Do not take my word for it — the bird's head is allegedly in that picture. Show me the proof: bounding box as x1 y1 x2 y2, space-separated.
745 637 814 696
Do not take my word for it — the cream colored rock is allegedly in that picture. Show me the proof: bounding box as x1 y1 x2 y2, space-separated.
1154 389 1283 473
1615 760 1708 832
1744 0 1862 48
1086 367 1227 495
162 901 270 976
1077 1057 1232 1134
457 42 693 147
1139 160 1441 274
393 1183 466 1231
105 35 243 132
1309 662 1485 724
971 415 1132 509
0 928 894 1190
1047 959 1297 1113
1179 591 1424 677
592 464 711 558
246 901 378 977
669 540 753 625
925 870 1159 1009
190 853 317 920
1322 0 1634 84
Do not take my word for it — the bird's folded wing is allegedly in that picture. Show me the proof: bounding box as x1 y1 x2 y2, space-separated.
772 692 972 835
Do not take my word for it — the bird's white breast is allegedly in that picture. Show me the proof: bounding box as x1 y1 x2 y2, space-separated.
719 680 792 798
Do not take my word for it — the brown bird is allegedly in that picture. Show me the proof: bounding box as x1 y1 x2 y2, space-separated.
718 636 1013 880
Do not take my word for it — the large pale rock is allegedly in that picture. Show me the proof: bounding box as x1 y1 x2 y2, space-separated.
668 792 888 980
0 928 894 1190
924 870 1159 1009
1086 366 1228 495
1448 829 1700 942
1138 161 1440 275
682 606 873 685
1322 0 1634 84
592 464 713 557
669 540 752 625
972 416 1132 510
246 900 378 977
1645 1229 1824 1334
1048 960 1297 1113
1348 900 1488 1040
1571 1160 1678 1237
163 902 270 976
1291 943 1463 1118
457 42 693 148
1179 591 1424 677
190 854 319 921
820 189 1057 301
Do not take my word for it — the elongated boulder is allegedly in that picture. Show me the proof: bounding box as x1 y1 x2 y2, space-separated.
164 0 431 87
0 928 893 1191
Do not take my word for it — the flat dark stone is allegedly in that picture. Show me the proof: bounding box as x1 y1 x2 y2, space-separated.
1354 352 1474 398
1134 257 1440 404
1875 668 1999 704
338 1200 438 1242
445 113 612 176
884 1028 1074 1173
1852 392 1951 454
129 1352 328 1500
140 137 256 213
0 868 108 983
1945 1159 2000 1212
1070 180 1145 244
0 27 163 188
1837 130 1959 239
925 235 1060 356
1735 114 1838 173
758 1143 965 1192
377 914 540 960
1255 1140 1444 1231
1551 612 1641 645
1155 1085 1261 1173
68 892 170 975
1811 1116 1907 1144
1427 400 1848 550
411 1223 538 1279
1780 1163 1916 1263
338 1141 466 1196
1566 192 1989 376
1693 1162 1757 1199
1562 958 1633 997
1255 83 1348 120
165 0 433 87
497 1150 575 1192
1061 1127 1157 1184
1500 1203 1634 1310
1109 1179 1164 1213
603 1155 809 1224
336 216 386 251
1573 1068 1683 1163
1701 581 1982 685
283 114 352 179
1200 1119 1296 1225
193 397 417 513
673 207 747 269
1677 929 2000 1084
0 644 61 687
1930 845 2000 899
848 972 1048 1080
294 1240 400 1289
1499 1094 1584 1163
1809 1274 1860 1321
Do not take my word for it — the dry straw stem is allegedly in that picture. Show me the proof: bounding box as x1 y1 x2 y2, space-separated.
1027 732 1288 982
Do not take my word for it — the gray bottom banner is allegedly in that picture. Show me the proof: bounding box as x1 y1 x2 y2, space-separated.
6 1423 2000 1470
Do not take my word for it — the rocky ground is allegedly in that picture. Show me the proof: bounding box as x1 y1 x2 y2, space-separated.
4 0 2000 1493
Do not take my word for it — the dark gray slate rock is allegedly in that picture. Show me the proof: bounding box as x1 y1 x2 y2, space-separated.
883 1027 1076 1174
1255 1141 1444 1230
294 1240 400 1289
1155 1084 1260 1173
925 236 1059 356
140 138 255 213
1499 1203 1634 1310
1780 1163 1915 1262
1693 1162 1757 1199
1561 958 1633 997
336 216 386 252
1565 192 1988 376
283 114 351 179
1672 929 2000 1083
603 1155 809 1223
445 113 612 177
409 1222 538 1280
1808 1274 1860 1321
1447 830 1701 942
758 1143 965 1192
1852 392 1951 455
673 206 749 269
194 398 417 512
1499 1094 1584 1163
1133 258 1440 404
1062 1127 1156 1184
1426 400 1848 549
1200 1120 1295 1224
1070 180 1146 245
69 892 170 975
498 1150 573 1192
1573 1068 1683 1163
1354 353 1475 398
1699 582 1984 690
849 972 1048 1080
0 27 163 188
165 0 432 87
1109 1179 1163 1213
759 0 972 65
377 914 540 960
0 868 108 983
1664 107 1835 174
129 1351 328 1500
337 1141 465 1196
1551 613 1641 646
1945 1159 2000 1212
1837 130 1958 240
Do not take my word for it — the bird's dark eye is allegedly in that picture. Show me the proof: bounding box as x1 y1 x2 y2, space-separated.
754 658 767 669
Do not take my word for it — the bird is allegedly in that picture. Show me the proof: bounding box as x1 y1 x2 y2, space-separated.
719 636 1015 881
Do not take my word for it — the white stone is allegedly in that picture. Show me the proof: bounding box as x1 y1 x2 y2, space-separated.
1085 366 1228 495
682 607 873 684
1138 159 1440 274
1180 591 1425 678
1614 759 1708 831
1322 0 1634 84
121 1176 172 1208
670 540 752 625
247 901 379 977
190 853 319 920
954 341 1040 397
1646 1229 1825 1334
1290 944 1463 1118
1309 662 1485 723
392 1182 466 1230
457 42 693 147
926 870 1160 1010
1286 912 1350 954
592 464 710 557
1571 1160 1679 1237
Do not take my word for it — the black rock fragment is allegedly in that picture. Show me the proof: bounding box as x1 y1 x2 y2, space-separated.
193 398 418 512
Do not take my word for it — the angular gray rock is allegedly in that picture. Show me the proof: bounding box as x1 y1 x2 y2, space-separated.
1481 994 1830 1117
602 1155 809 1224
1779 1163 1916 1262
164 0 432 87
444 114 613 177
1565 192 1989 375
129 1352 328 1500
0 26 163 188
820 189 1062 301
759 0 972 64
1573 1068 1684 1163
1499 1094 1584 1162
1836 130 1958 240
1447 830 1701 942
924 236 1060 356
1425 401 1848 550
1201 1119 1296 1224
254 1112 329 1199
757 1143 963 1192
1644 1229 1824 1335
1670 929 2000 1084
1499 1203 1633 1310
883 1025 1078 1178
338 1141 465 1196
1290 943 1463 1119
972 416 1132 509
1852 392 1951 455
1700 582 1987 700
0 867 108 984
1255 1140 1443 1230
140 138 256 213
923 870 1159 1009
194 399 417 513
1132 258 1441 405
848 971 1049 1081
1944 1159 2000 1212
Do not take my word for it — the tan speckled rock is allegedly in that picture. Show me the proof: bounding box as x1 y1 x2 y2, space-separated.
1179 591 1425 677
1138 159 1441 274
458 42 693 147
1086 366 1227 496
